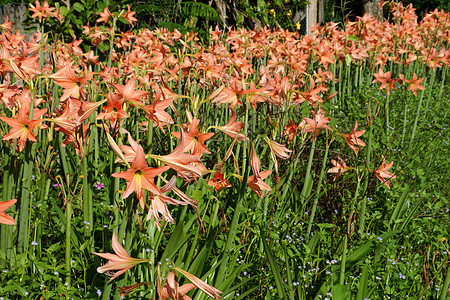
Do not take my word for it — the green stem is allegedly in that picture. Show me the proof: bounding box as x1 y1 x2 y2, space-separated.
306 140 330 241
65 200 72 286
408 78 427 151
338 62 343 104
147 120 153 149
436 67 447 111
440 261 450 300
102 196 134 300
339 235 348 285
107 18 117 68
280 154 300 211
401 100 408 146
82 153 91 239
17 143 34 256
1 153 13 263
346 62 351 100
351 175 362 235
300 138 316 205
216 105 250 284
423 70 436 119
359 103 374 234
385 92 390 135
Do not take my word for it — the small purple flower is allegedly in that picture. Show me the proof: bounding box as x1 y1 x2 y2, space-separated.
53 183 62 187
94 181 105 190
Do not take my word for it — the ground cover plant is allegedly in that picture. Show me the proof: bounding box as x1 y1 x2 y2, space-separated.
0 1 449 299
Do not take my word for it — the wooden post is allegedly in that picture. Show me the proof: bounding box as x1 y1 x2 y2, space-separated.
318 0 324 25
307 0 317 34
363 0 383 20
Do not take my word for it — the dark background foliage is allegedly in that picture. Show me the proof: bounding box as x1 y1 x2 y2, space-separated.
1 0 449 41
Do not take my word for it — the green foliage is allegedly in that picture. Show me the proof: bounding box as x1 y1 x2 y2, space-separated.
0 0 27 5
22 0 132 44
180 1 219 22
133 0 177 29
235 0 308 31
403 0 450 18
131 1 221 43
325 0 449 24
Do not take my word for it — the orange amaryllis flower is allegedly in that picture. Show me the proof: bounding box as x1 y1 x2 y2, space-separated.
59 124 90 158
29 1 55 23
124 5 137 25
250 143 262 179
174 267 223 299
48 97 105 135
314 41 335 69
242 80 268 108
3 44 40 83
338 121 365 156
133 83 176 132
47 65 90 102
212 77 244 109
294 78 328 106
96 7 112 24
375 155 396 189
105 131 130 167
150 129 205 181
0 82 20 110
247 145 272 199
138 99 174 132
247 170 272 199
207 171 232 192
112 77 149 105
0 15 12 32
210 110 246 142
0 199 16 225
423 48 442 71
327 156 351 180
112 145 169 208
301 107 333 140
405 73 425 96
161 271 195 300
372 68 396 95
46 99 78 133
265 136 292 175
173 112 214 157
284 119 298 142
147 176 191 230
113 132 139 164
94 232 148 282
96 92 128 124
0 99 45 152
265 136 292 160
78 98 107 124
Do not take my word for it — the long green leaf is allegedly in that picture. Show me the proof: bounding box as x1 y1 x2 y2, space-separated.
356 265 369 300
317 230 398 296
389 184 410 229
262 234 287 299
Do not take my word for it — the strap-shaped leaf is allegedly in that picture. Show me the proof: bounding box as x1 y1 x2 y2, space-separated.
388 184 410 229
356 265 369 300
262 234 287 299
